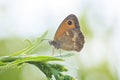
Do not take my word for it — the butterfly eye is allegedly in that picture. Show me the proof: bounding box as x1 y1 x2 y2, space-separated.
67 20 72 25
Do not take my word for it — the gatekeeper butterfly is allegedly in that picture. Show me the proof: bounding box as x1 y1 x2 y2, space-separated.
49 14 84 53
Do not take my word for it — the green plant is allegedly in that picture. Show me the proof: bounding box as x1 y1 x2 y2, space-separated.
0 31 75 80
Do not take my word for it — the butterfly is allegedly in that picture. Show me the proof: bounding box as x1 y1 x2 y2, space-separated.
49 14 85 54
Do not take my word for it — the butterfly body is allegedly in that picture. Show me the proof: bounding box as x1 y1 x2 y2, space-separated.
49 14 84 52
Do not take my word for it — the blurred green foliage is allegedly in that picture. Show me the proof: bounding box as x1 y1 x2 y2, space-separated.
79 10 94 40
0 32 75 80
77 62 117 80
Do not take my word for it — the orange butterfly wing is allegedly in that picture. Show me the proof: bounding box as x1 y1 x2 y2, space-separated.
54 14 79 40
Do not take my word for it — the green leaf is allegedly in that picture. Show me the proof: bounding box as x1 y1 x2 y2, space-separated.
0 56 63 66
30 62 75 80
0 31 75 80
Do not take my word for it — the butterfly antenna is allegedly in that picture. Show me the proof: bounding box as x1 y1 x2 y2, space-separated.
52 47 55 56
41 39 51 42
59 49 62 56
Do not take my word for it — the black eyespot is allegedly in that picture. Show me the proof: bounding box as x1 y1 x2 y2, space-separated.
67 20 72 25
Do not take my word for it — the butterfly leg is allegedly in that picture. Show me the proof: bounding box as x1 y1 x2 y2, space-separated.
52 47 55 56
59 49 62 56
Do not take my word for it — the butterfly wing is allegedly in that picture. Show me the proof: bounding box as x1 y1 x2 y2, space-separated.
54 14 80 40
52 14 84 52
